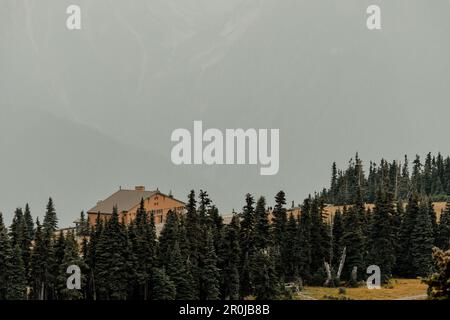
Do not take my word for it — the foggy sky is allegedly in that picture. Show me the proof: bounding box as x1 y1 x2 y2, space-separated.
1 0 450 226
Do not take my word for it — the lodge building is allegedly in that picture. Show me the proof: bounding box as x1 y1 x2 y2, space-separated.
86 186 186 227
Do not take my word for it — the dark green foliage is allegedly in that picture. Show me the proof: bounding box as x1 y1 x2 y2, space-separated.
341 205 364 281
30 218 54 300
252 249 280 300
218 215 240 300
198 227 220 300
166 241 195 299
367 190 396 282
272 191 289 280
411 202 434 276
322 153 450 205
6 244 27 300
436 201 450 250
57 232 86 300
0 213 12 299
43 198 58 236
424 247 450 300
95 206 129 300
331 209 344 266
239 193 256 298
151 267 176 300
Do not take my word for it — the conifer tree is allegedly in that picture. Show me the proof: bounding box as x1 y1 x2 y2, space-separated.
367 190 396 281
57 231 86 300
239 193 256 298
198 227 220 300
9 207 32 285
43 197 58 236
0 213 12 300
341 205 364 282
254 197 270 250
297 197 313 281
436 201 450 250
95 206 128 300
151 267 176 300
166 241 195 300
252 249 280 300
285 212 300 281
397 194 421 277
411 201 434 276
272 191 288 278
24 204 35 240
6 244 27 300
424 247 450 300
30 219 52 300
158 209 179 267
331 209 344 266
309 198 330 275
218 215 240 300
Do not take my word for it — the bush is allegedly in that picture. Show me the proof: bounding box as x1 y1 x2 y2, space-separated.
338 287 346 295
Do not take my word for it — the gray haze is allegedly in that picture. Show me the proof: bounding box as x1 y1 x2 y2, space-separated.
1 0 450 226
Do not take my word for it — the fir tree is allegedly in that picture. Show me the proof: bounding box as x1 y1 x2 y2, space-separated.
198 227 220 300
30 218 53 300
424 247 450 300
239 193 256 298
397 194 421 277
151 267 176 300
367 190 396 282
254 197 270 250
166 241 195 300
218 215 240 300
436 201 450 250
341 205 365 282
252 249 280 300
57 231 86 300
0 213 12 299
6 244 27 300
272 191 288 278
297 197 313 281
331 209 344 266
24 204 35 240
158 209 179 267
95 206 128 300
411 201 434 276
43 197 58 236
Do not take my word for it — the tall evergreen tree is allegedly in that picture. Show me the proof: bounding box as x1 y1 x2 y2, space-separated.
95 206 128 300
43 197 58 236
272 191 288 278
166 241 195 300
341 205 365 282
198 227 220 300
218 215 241 300
251 249 280 300
57 231 86 300
397 194 421 277
239 194 256 298
6 244 27 300
436 201 450 250
411 201 434 276
0 213 12 299
151 267 176 300
367 190 396 282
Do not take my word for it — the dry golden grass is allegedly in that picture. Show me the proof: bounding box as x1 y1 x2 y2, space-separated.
300 278 428 300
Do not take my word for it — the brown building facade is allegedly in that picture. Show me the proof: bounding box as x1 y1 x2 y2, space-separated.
86 186 186 227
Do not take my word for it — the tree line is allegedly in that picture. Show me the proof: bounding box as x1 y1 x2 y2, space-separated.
324 152 450 205
1 185 450 300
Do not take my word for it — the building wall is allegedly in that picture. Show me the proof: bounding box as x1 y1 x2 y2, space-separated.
87 193 185 227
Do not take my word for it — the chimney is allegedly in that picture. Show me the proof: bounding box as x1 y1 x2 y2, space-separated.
135 186 145 191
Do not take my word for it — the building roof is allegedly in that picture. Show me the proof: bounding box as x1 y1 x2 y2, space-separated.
87 189 158 215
